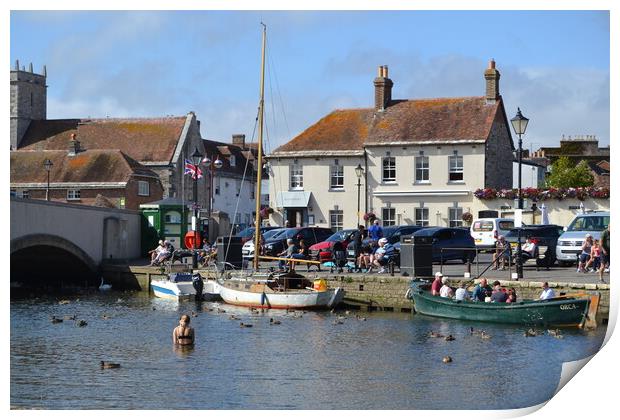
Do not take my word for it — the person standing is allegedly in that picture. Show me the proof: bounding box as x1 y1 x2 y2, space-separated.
352 225 365 272
577 234 593 273
368 219 383 245
539 282 556 300
599 223 610 282
173 314 195 346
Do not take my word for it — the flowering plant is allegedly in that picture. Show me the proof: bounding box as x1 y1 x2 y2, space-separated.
363 212 377 222
259 207 274 219
474 187 609 201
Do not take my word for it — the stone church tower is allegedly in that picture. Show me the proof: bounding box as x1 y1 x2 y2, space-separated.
10 60 47 150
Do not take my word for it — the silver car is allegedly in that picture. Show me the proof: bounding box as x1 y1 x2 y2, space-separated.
555 211 609 266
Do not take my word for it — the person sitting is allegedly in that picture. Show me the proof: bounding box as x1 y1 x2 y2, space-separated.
278 239 298 271
439 277 454 298
490 280 508 303
492 236 512 270
577 234 594 273
585 239 601 272
519 238 538 262
539 282 556 300
371 238 397 274
472 278 492 302
454 281 471 301
290 239 310 270
431 272 444 296
152 240 173 266
506 288 518 303
356 243 373 272
149 240 165 265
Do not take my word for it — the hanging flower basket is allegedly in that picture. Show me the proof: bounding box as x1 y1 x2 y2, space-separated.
363 212 376 222
474 187 609 201
259 206 274 219
461 212 473 224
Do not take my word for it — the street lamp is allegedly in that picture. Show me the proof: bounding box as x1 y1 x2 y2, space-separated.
510 107 529 279
43 159 53 201
190 147 203 269
355 164 364 227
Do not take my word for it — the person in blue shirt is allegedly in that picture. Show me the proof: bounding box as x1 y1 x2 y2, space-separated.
368 219 383 245
472 278 492 302
371 238 396 274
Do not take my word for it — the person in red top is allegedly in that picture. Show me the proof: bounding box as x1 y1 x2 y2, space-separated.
431 272 444 296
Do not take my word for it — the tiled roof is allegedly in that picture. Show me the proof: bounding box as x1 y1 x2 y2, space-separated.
10 150 159 184
272 97 501 154
18 117 187 163
588 160 610 175
202 139 260 178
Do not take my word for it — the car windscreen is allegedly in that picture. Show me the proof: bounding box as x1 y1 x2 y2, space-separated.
567 215 610 232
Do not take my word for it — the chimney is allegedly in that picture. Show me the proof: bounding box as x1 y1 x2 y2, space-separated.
484 59 500 103
374 65 394 112
232 134 246 148
68 133 80 156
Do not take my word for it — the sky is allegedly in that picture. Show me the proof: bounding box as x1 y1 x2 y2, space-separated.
8 8 612 154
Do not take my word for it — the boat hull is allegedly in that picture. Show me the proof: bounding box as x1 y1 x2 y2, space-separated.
219 280 344 309
151 279 222 301
408 281 590 327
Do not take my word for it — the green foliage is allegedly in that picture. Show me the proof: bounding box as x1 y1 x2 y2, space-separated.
546 157 594 188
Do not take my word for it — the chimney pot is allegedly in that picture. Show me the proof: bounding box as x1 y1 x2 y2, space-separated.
377 66 383 77
374 64 394 112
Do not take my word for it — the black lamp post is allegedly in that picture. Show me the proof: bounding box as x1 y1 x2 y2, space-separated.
190 147 203 269
43 159 53 201
355 164 364 227
510 107 529 279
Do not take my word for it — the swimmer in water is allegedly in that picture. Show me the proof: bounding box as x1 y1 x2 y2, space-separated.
172 314 194 346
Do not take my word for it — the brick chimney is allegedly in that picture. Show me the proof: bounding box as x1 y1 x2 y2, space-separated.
484 59 500 103
68 133 80 156
374 65 393 112
232 134 246 148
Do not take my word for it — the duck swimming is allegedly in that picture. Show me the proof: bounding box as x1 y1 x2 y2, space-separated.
240 322 253 328
429 331 444 338
269 318 281 325
442 356 453 363
77 320 88 327
100 361 121 369
444 335 455 341
524 328 538 337
51 316 63 324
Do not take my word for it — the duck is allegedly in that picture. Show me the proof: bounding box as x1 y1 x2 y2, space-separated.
101 314 110 320
98 278 112 291
64 314 77 321
217 308 227 313
355 315 367 321
229 315 241 321
345 310 351 315
442 356 453 363
333 319 344 325
77 320 88 327
100 361 121 369
269 318 281 325
480 331 492 340
524 328 538 337
51 316 63 324
444 335 455 341
240 322 253 328
58 300 70 305
429 331 444 338
547 329 561 337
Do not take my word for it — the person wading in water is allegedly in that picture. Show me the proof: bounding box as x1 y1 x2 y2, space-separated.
173 314 195 346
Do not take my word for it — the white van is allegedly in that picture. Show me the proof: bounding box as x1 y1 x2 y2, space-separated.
470 218 515 249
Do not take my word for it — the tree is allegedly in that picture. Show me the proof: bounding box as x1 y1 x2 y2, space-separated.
545 156 594 188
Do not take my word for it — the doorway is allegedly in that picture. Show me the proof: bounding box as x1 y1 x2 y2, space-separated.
285 208 305 227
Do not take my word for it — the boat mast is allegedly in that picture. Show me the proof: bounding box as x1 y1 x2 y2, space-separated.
252 23 267 271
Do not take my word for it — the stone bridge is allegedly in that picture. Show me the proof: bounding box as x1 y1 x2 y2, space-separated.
10 197 142 292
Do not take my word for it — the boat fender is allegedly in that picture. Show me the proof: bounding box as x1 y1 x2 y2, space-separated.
404 288 413 299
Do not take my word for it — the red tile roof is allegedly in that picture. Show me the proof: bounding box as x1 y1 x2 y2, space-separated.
273 97 501 154
18 117 187 163
10 150 159 184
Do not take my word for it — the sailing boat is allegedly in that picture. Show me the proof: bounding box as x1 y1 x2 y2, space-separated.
217 24 344 310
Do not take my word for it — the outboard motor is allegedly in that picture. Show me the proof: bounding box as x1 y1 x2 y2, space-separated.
192 273 204 301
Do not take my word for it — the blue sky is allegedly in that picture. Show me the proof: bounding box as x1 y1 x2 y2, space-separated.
9 9 611 152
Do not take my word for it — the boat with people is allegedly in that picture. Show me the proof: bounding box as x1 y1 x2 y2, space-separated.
215 24 344 311
151 272 221 301
406 280 592 327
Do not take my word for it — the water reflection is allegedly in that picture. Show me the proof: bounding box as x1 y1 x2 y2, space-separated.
10 292 606 410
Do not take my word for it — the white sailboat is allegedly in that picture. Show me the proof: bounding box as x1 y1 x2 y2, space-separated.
217 24 344 310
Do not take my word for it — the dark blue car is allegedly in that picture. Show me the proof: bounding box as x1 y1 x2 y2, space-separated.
411 227 476 263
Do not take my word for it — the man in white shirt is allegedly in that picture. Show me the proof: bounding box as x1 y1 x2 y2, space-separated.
454 281 471 301
439 277 454 298
539 282 556 300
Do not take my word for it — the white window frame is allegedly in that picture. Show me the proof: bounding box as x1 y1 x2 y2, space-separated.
415 155 430 183
67 189 81 200
448 152 464 182
329 210 344 231
290 164 303 190
138 180 150 196
330 165 344 190
382 208 396 226
449 206 463 227
415 207 429 226
382 156 396 183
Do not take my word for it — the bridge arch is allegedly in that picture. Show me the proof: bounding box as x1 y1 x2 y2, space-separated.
11 234 99 293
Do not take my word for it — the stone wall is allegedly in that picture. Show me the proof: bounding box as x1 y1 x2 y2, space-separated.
484 108 513 189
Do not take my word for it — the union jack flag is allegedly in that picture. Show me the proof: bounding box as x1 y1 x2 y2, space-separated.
184 159 203 179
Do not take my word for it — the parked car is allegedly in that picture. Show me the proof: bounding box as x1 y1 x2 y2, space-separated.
347 225 426 259
410 227 476 263
263 227 335 256
234 226 280 245
309 229 358 262
556 211 610 266
241 228 285 258
470 218 515 250
504 224 565 266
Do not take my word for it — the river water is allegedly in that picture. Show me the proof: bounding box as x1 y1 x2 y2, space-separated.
10 291 605 410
